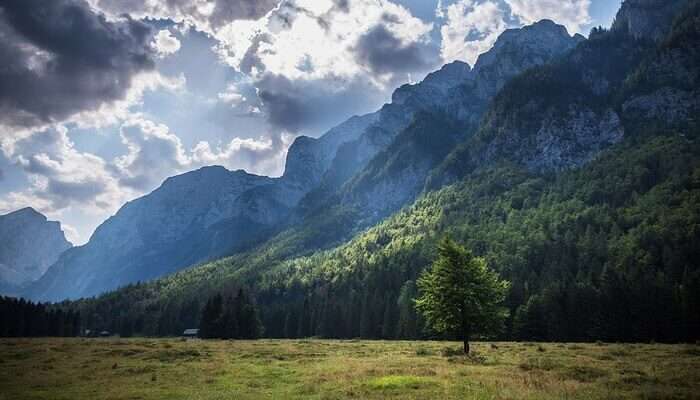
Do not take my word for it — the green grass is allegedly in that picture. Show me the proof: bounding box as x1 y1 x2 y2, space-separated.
1 339 699 400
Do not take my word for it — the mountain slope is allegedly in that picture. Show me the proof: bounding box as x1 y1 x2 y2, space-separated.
0 208 71 294
62 0 700 342
296 20 584 240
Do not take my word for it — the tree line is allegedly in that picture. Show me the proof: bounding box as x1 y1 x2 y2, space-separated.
0 296 80 337
199 289 262 339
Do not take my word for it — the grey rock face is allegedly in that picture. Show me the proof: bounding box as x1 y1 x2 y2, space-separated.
526 108 625 172
623 88 700 126
0 208 71 292
473 20 584 99
283 113 378 188
478 107 625 173
613 0 688 41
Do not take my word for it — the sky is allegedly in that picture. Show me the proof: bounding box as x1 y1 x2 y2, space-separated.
0 0 621 245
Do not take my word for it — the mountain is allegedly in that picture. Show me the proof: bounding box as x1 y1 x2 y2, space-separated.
22 104 377 301
298 19 583 230
0 208 72 294
57 0 700 343
23 19 582 302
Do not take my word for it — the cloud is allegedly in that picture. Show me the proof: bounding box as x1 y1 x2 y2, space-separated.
191 133 294 177
354 23 435 75
153 29 182 57
505 0 591 34
438 0 509 66
0 115 293 243
252 72 387 135
213 0 437 133
0 0 157 128
88 0 280 33
3 126 132 214
116 116 293 191
115 118 191 190
218 83 247 106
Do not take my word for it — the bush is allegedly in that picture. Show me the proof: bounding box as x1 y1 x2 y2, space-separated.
441 347 463 357
415 347 432 356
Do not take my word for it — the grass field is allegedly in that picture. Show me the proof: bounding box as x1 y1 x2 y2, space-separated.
1 338 699 399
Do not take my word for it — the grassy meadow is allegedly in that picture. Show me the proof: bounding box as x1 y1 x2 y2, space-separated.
1 338 699 400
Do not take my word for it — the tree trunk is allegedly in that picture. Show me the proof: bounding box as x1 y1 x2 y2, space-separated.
461 311 470 355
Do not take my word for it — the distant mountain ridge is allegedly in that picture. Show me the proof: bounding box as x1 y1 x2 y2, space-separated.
0 208 71 294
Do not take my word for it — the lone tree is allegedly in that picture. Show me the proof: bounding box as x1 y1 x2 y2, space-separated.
415 237 509 354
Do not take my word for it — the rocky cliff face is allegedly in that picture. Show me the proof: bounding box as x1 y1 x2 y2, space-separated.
480 107 625 173
432 0 697 188
613 0 688 41
619 0 699 131
0 208 71 293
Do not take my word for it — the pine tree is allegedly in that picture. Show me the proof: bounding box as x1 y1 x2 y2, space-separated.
199 294 223 339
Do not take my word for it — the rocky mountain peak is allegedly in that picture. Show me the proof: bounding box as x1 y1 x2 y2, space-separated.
0 208 72 292
473 20 583 98
391 61 473 105
7 207 45 220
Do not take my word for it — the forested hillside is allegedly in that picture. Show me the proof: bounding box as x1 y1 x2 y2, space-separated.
7 0 698 343
68 132 700 342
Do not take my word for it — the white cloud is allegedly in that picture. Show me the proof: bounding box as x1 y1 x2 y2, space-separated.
191 132 295 177
115 118 192 190
217 83 247 106
0 115 294 243
0 127 138 237
215 0 434 85
505 0 591 34
153 29 182 57
438 0 508 66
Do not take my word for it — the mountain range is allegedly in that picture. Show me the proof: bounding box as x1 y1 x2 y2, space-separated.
22 17 585 301
2 0 699 342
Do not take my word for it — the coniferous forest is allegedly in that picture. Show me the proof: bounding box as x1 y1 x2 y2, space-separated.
0 297 80 337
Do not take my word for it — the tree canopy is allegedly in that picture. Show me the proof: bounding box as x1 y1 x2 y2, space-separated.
416 237 509 354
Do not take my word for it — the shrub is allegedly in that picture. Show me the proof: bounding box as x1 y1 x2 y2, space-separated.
415 347 432 356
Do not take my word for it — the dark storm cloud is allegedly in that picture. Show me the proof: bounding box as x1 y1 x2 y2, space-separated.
255 73 387 135
45 179 108 205
91 0 280 29
257 74 309 132
333 0 350 13
208 0 280 28
0 0 156 127
354 24 436 75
